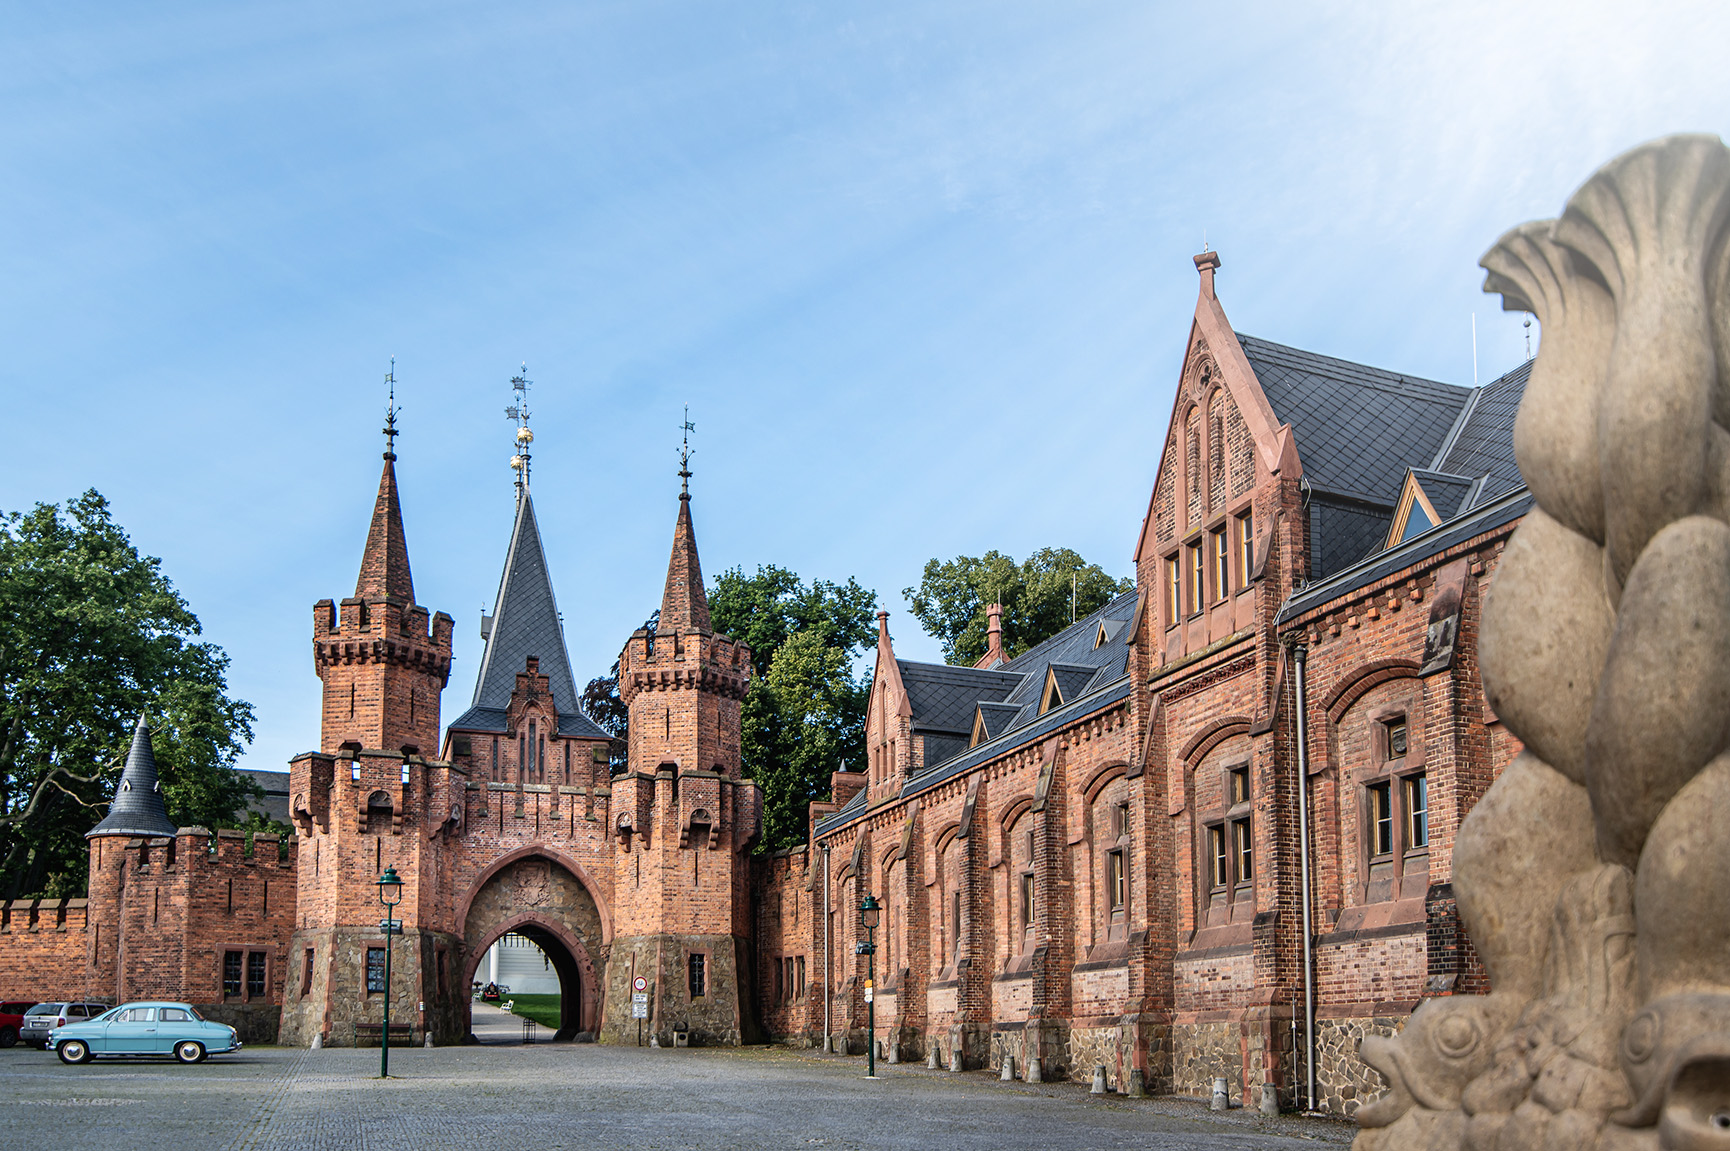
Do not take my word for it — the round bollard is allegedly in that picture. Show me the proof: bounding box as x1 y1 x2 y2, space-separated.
1260 1083 1280 1115
1127 1067 1147 1097
926 1047 939 1069
310 1033 322 1051
948 1047 961 1073
424 1032 434 1048
1211 1076 1230 1110
1001 1055 1015 1081
1091 1065 1109 1095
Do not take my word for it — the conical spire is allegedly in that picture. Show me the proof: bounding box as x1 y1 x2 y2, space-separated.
88 715 179 838
471 488 580 712
355 454 416 603
660 491 712 633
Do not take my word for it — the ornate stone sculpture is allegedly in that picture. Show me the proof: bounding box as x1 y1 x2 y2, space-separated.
1354 134 1730 1151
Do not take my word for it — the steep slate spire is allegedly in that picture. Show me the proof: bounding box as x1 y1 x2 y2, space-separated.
355 454 416 604
471 488 580 713
88 715 179 838
659 489 712 634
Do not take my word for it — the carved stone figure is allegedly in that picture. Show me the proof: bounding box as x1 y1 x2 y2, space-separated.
1354 134 1730 1151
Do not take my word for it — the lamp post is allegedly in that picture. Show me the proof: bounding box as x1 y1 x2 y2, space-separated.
858 893 880 1079
376 865 404 1078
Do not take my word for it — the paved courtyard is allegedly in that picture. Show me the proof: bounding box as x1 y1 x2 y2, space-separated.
1 1035 1357 1151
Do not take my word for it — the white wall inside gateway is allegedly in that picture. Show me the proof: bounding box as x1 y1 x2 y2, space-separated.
481 933 561 995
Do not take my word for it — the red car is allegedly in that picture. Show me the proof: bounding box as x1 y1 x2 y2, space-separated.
0 1001 37 1047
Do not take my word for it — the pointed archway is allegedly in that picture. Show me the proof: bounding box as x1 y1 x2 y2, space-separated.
461 854 606 1041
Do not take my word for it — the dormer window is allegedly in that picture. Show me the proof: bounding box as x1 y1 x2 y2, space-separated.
1039 669 1063 716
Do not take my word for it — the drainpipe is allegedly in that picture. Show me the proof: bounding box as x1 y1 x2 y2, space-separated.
1293 643 1317 1112
823 841 832 1054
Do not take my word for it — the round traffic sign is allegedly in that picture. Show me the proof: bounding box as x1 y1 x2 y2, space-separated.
633 976 648 992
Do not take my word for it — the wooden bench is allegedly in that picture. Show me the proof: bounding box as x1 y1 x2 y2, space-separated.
353 1022 416 1047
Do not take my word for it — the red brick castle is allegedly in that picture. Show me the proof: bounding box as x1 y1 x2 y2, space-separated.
0 253 1528 1115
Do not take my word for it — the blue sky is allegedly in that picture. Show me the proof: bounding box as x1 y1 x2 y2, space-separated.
2 1 1725 777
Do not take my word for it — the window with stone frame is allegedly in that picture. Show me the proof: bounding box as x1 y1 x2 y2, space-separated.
247 951 267 998
1091 775 1131 945
688 951 707 999
1211 527 1230 602
1236 510 1254 585
1350 693 1431 906
1010 814 1036 950
366 947 386 994
1187 543 1205 615
883 859 902 978
302 947 314 996
938 833 963 971
1164 555 1181 629
223 950 243 998
1199 754 1255 928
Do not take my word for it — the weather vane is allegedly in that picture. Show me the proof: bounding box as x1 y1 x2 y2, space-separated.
678 405 695 498
506 364 534 489
383 357 401 459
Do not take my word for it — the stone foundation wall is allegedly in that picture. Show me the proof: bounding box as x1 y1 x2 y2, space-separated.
1069 1025 1124 1090
1313 1012 1404 1118
196 1001 282 1045
1171 1019 1246 1101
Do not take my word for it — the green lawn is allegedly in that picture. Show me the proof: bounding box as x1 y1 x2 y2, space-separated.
506 993 561 1030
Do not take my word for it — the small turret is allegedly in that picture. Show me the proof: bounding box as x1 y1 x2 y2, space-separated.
87 715 179 839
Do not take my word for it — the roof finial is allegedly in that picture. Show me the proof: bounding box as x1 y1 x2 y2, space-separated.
506 364 534 491
678 404 695 500
382 357 401 461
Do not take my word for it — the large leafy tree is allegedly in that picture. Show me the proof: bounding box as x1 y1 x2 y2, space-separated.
905 547 1134 665
0 490 258 899
709 565 877 854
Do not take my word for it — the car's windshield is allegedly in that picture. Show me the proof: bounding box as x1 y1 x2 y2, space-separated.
91 1007 121 1022
24 1004 63 1016
185 1006 204 1021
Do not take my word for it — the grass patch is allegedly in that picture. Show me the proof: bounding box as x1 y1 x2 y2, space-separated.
507 993 561 1030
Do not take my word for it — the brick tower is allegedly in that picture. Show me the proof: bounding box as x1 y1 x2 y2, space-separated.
279 430 459 1047
310 446 453 755
601 460 762 1045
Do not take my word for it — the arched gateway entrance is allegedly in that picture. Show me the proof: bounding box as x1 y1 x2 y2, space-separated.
461 850 608 1041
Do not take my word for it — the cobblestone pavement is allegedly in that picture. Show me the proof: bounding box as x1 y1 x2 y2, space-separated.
0 1042 1357 1151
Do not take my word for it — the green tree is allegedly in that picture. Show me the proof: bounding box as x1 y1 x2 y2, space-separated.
708 566 877 853
0 490 258 899
904 547 1134 665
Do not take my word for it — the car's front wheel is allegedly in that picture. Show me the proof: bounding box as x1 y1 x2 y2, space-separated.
57 1040 92 1065
173 1041 204 1064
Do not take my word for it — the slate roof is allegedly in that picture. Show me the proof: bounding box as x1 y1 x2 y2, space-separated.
898 664 1022 736
813 590 1141 837
1409 470 1477 521
445 705 612 741
1430 360 1529 508
1239 334 1472 506
1277 487 1533 624
89 717 179 838
469 488 581 717
241 769 291 826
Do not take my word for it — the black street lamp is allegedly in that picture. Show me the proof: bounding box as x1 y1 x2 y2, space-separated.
857 893 880 1079
376 865 404 1078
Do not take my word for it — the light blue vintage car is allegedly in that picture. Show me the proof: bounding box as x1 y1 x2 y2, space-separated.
49 1001 241 1064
